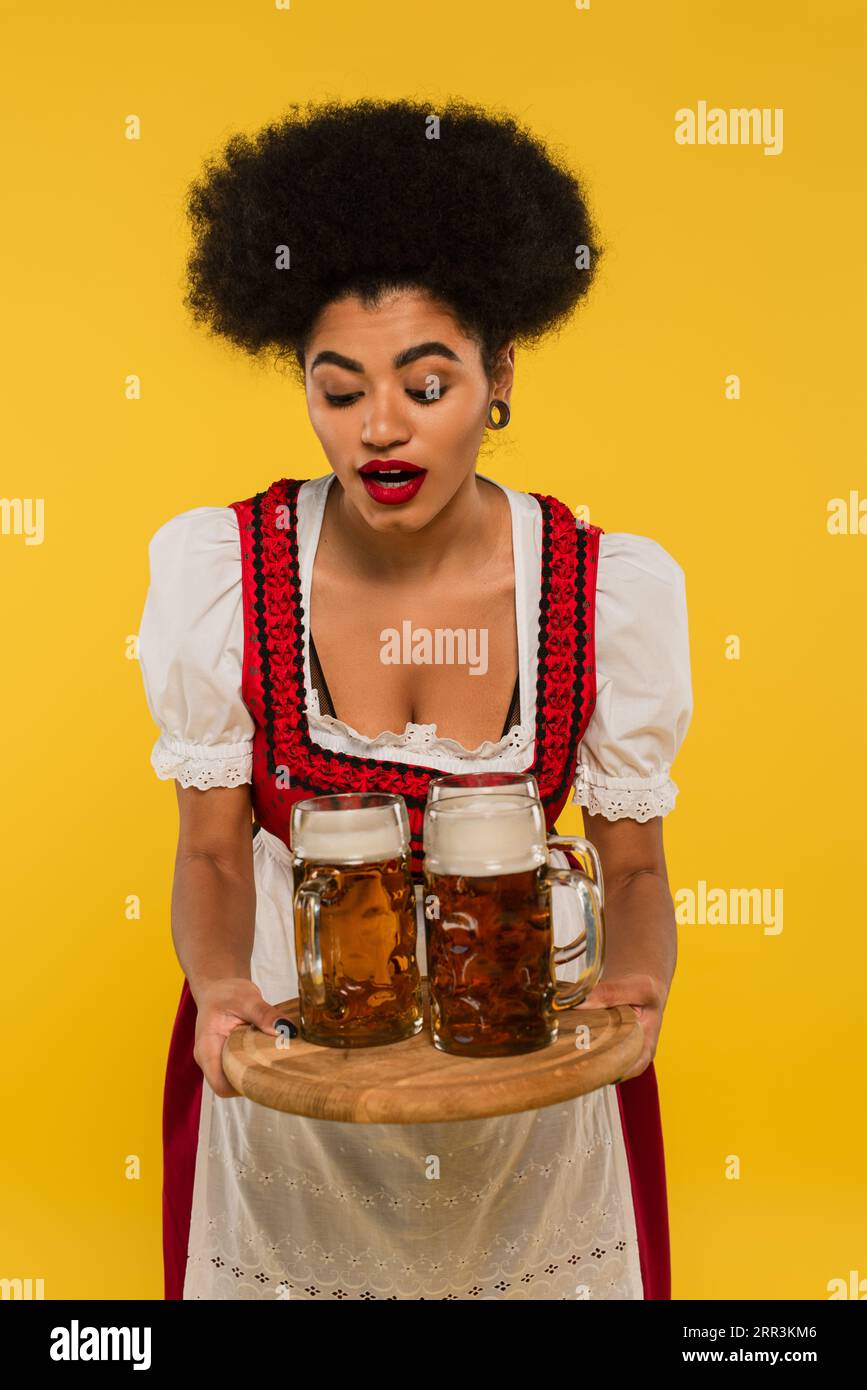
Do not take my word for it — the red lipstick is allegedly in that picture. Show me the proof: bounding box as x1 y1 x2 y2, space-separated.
358 459 427 506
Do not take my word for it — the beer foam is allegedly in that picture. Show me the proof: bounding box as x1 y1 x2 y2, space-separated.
424 793 546 876
294 804 405 863
432 780 535 802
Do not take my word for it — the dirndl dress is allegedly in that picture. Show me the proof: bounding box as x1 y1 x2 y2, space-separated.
138 470 693 1300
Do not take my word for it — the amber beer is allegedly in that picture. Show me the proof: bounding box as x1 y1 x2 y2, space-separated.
423 793 604 1057
291 793 423 1048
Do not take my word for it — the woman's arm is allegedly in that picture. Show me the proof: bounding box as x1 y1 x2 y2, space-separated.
577 813 677 1079
171 783 286 1097
172 783 257 991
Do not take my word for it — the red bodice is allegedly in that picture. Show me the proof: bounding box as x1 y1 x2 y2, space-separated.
228 477 603 875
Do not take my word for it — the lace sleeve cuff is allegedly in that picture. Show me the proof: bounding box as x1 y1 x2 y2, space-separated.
571 763 680 822
150 734 253 791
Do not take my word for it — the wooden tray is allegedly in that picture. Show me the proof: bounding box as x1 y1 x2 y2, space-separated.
222 981 642 1123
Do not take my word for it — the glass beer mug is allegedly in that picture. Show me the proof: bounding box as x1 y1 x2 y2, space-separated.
423 792 605 1057
291 792 423 1048
427 771 605 901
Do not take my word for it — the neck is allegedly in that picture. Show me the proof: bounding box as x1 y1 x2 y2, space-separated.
322 470 509 584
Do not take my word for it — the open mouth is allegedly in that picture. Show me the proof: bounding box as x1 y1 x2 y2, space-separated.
361 467 425 489
358 462 428 504
362 468 425 488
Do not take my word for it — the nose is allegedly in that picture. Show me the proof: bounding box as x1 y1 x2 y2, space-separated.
360 386 412 450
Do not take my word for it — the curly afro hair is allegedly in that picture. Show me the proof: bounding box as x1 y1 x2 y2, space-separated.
183 97 604 384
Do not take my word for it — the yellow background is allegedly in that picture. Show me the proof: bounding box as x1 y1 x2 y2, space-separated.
1 0 864 1299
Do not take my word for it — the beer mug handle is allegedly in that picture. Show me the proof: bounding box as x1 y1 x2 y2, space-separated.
546 834 604 902
542 866 605 1011
295 876 337 1007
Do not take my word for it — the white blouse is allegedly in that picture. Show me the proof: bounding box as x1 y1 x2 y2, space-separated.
139 472 693 821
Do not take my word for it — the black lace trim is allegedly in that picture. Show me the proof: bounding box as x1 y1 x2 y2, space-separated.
308 633 337 719
501 672 521 735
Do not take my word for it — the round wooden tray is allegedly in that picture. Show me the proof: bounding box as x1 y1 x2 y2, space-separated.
222 981 642 1123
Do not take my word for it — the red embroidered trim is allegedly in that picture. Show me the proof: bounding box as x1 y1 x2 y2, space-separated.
230 479 602 857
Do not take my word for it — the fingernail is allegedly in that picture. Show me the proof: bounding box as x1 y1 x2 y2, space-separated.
275 1016 298 1037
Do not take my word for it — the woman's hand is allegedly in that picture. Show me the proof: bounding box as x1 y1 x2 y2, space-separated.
192 977 291 1099
576 972 668 1081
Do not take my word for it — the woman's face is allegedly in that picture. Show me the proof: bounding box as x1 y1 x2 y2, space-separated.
303 287 514 532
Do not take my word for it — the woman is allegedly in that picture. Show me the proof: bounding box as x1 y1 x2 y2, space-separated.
139 98 693 1300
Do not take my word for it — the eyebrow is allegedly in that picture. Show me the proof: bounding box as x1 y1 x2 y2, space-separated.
309 341 463 374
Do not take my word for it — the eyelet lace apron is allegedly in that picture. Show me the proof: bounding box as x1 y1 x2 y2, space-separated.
161 477 671 1301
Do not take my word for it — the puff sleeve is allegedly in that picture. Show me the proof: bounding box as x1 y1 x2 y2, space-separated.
138 506 254 790
571 532 693 822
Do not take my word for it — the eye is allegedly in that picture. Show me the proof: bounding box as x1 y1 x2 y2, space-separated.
407 386 449 405
323 385 450 409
